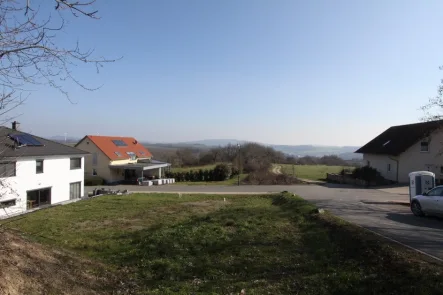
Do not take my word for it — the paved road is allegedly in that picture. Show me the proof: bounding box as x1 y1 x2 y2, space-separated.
86 183 443 260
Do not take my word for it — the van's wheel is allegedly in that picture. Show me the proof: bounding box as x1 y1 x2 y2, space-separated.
411 201 424 217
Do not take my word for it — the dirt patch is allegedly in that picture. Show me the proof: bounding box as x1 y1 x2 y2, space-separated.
0 230 123 295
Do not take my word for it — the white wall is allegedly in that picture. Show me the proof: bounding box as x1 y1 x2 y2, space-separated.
398 130 443 183
363 154 398 182
0 155 85 218
364 130 443 183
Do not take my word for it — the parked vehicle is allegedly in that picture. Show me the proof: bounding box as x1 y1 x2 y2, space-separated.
411 185 443 216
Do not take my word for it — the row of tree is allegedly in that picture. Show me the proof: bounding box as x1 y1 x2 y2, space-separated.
165 164 235 182
154 142 357 170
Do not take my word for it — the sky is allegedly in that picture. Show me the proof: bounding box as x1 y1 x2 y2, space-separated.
9 0 443 146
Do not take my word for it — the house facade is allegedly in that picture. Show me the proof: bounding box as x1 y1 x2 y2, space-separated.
356 120 443 183
0 122 87 218
75 135 171 184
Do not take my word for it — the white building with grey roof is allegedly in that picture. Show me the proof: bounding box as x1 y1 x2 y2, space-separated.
0 121 88 218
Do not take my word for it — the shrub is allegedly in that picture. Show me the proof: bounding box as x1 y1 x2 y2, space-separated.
203 169 209 181
231 166 240 178
352 166 381 183
198 169 204 181
213 163 231 181
208 169 214 181
243 169 302 185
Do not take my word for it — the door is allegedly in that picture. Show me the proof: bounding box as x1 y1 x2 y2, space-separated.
69 182 81 200
420 187 443 213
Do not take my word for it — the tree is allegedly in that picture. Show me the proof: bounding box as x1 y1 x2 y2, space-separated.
0 1 115 216
1 0 117 121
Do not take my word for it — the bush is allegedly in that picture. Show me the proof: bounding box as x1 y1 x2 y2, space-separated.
213 163 231 181
198 169 204 181
243 169 302 185
231 166 240 178
352 166 382 183
208 169 214 181
203 169 210 181
85 176 105 186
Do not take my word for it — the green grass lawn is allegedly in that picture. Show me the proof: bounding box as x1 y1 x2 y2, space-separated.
3 193 443 294
280 164 350 181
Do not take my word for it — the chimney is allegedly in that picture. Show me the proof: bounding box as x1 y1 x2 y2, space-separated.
12 121 20 131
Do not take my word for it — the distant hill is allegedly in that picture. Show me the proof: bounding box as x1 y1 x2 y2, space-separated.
48 136 80 144
149 139 362 160
48 136 362 160
270 145 361 160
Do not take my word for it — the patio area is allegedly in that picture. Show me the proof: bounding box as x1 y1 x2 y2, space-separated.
109 160 174 185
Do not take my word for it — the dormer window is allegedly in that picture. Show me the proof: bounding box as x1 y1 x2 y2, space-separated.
421 141 429 152
126 152 136 160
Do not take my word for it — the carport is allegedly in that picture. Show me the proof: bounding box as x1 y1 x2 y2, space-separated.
109 160 171 182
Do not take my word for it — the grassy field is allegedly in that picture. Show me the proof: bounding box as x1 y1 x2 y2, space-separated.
280 164 350 181
3 193 443 294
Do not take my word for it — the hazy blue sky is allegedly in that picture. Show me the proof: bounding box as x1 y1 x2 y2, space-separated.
12 0 443 146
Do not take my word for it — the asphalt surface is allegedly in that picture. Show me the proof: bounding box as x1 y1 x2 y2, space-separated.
85 183 443 261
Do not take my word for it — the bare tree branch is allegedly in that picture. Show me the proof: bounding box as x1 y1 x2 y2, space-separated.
0 0 118 203
1 0 119 108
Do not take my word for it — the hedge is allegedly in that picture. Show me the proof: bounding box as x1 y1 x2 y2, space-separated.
166 164 233 182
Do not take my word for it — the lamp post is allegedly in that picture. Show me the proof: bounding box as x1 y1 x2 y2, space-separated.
237 143 241 186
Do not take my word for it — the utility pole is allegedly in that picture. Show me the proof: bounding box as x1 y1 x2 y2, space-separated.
237 143 241 186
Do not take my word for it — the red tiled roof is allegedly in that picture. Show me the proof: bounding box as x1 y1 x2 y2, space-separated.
82 135 152 161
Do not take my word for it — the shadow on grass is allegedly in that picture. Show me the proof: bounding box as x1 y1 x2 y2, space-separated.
108 194 443 294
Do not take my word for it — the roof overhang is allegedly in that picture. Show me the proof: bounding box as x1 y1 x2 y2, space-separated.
109 162 171 171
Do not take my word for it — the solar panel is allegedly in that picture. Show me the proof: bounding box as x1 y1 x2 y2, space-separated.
112 140 127 147
9 134 43 146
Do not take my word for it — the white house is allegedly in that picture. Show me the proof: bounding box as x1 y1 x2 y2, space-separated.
75 135 170 184
355 120 443 184
0 122 88 218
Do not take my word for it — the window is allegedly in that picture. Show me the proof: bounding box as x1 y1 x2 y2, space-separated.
427 187 443 197
70 157 81 170
139 151 145 156
0 199 16 208
0 162 16 177
114 151 122 157
421 141 429 152
441 166 443 175
92 153 98 166
36 159 43 174
387 163 391 172
112 139 127 147
27 188 51 209
126 152 136 160
69 182 81 200
92 168 97 176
